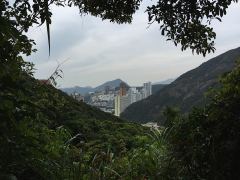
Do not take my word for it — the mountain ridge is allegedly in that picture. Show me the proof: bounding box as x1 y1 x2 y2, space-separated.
153 78 175 85
61 79 128 95
121 47 240 124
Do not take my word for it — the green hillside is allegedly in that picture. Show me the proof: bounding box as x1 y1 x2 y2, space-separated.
121 47 240 124
28 75 147 149
0 72 147 179
2 57 240 179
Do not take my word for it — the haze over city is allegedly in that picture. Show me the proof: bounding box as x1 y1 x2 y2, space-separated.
26 2 240 87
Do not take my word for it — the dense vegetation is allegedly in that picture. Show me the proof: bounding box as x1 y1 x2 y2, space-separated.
1 0 240 179
160 60 240 179
0 72 149 179
121 47 240 124
0 1 147 178
85 62 240 179
2 52 240 179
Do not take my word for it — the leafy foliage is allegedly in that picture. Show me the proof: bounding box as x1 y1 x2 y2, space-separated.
161 61 240 179
1 1 146 178
84 60 240 180
0 71 148 178
147 0 239 56
1 0 240 179
2 0 238 57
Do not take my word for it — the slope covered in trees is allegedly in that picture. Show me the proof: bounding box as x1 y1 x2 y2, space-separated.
121 47 240 123
107 60 240 179
2 56 240 179
159 60 240 179
0 73 148 179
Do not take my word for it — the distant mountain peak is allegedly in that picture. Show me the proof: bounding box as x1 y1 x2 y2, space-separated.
61 78 127 95
153 78 175 85
94 79 128 91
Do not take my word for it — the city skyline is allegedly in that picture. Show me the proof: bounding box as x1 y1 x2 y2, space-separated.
26 2 240 87
68 80 153 116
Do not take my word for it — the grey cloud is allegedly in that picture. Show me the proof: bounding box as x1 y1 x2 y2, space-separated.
27 2 240 87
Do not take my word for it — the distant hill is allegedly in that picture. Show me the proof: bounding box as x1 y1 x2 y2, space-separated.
121 47 240 124
152 79 175 94
61 79 128 95
153 78 175 85
61 86 93 95
152 84 167 94
94 79 128 92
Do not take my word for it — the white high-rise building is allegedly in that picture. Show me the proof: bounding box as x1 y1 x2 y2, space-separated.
129 87 137 104
114 95 121 116
143 82 152 98
114 82 152 116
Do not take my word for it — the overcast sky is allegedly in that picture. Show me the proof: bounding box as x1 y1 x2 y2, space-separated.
26 2 240 88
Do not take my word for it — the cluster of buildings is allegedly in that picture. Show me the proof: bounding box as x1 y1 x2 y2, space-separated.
71 82 152 116
70 93 84 102
114 82 152 116
87 88 116 113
